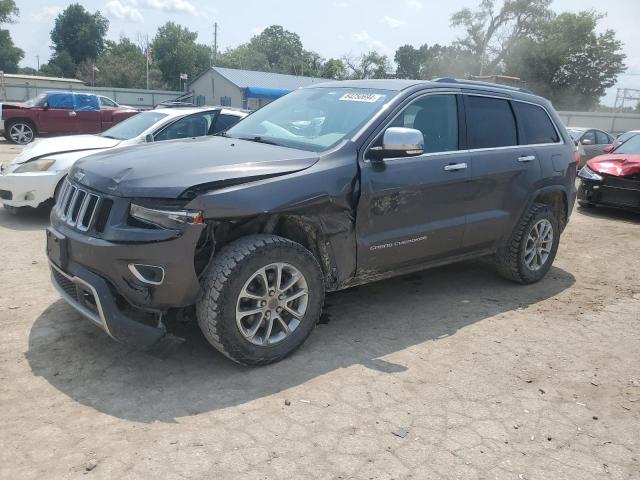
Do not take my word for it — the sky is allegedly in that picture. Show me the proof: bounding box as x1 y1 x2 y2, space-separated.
8 0 640 106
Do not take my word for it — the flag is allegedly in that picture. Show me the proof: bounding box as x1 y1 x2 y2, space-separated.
92 65 99 73
146 46 153 65
179 73 188 80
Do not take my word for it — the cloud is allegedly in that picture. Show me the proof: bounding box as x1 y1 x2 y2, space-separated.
351 30 393 56
405 0 423 11
145 0 196 15
105 0 144 23
383 16 407 28
332 1 348 7
32 5 62 22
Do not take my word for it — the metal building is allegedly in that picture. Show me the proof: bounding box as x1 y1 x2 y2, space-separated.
188 66 327 110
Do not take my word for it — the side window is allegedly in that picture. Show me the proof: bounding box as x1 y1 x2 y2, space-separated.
154 113 215 141
389 94 459 154
220 96 232 107
513 102 559 144
581 130 596 144
47 93 75 109
595 130 610 145
467 96 517 149
211 114 241 134
100 97 117 107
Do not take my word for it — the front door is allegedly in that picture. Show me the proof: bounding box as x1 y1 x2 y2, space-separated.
356 93 471 273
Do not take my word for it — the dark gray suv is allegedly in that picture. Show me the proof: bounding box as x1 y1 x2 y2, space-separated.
47 78 577 365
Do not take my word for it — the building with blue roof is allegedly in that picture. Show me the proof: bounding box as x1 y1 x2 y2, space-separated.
188 66 327 110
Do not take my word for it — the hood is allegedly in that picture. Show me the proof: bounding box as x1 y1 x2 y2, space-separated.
0 101 28 110
587 154 640 177
13 135 121 164
71 135 320 198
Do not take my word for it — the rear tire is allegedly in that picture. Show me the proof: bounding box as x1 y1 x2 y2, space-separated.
196 234 324 366
494 203 560 284
5 120 36 145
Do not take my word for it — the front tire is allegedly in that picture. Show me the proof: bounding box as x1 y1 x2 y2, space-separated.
494 203 560 284
196 234 324 366
5 120 36 145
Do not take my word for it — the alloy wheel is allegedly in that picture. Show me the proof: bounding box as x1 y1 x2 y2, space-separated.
524 219 553 271
236 262 309 346
9 123 34 144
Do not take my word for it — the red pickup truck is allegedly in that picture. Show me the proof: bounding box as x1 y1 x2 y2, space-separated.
1 92 139 145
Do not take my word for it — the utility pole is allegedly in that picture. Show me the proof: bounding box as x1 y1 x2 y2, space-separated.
212 22 218 66
36 55 40 72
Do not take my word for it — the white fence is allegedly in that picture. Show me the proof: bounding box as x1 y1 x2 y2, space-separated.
557 111 640 135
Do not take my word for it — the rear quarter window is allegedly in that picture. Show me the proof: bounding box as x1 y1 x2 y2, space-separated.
513 102 560 145
466 96 517 149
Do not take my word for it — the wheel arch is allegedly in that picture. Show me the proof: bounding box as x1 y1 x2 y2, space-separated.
531 186 569 232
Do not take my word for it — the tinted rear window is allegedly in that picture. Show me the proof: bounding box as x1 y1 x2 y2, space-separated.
514 102 559 144
466 96 517 149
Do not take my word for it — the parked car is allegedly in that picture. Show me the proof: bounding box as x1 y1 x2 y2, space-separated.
611 129 640 150
578 133 640 211
0 106 248 214
1 91 139 145
567 127 615 167
46 79 576 365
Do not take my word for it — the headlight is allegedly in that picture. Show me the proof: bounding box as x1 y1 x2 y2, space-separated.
578 166 603 181
13 159 55 173
130 203 204 229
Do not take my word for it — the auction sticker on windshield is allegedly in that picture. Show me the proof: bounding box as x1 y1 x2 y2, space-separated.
339 93 385 102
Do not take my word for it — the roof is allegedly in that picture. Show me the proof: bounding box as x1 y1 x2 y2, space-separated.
0 73 84 84
153 106 249 117
208 66 326 91
309 79 425 91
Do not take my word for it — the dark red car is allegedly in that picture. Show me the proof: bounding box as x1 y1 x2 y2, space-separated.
578 133 640 211
1 92 138 145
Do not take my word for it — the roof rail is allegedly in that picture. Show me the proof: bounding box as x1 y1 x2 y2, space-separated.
431 77 533 95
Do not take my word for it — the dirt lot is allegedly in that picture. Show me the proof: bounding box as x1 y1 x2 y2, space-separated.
0 138 638 480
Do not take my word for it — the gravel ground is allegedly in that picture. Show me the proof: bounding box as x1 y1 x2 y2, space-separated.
0 139 638 479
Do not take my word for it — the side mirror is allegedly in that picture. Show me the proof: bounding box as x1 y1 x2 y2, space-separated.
581 138 593 146
370 127 424 160
602 145 614 154
42 102 49 111
144 134 154 143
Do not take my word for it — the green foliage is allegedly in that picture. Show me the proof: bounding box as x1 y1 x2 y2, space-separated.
451 0 552 74
394 44 478 79
152 22 211 90
343 51 390 79
76 38 166 89
321 58 347 80
50 4 109 65
505 11 626 110
0 0 22 72
40 50 76 78
0 0 18 23
0 28 23 72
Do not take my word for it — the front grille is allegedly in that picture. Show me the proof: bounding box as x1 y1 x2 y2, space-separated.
603 175 640 190
54 179 108 232
52 267 79 302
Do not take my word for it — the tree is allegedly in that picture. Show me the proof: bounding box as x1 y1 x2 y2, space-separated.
505 11 626 110
321 58 347 79
343 51 390 79
451 0 552 75
395 45 423 79
76 37 166 89
0 0 22 73
50 4 108 65
394 43 478 80
40 50 76 78
152 22 211 90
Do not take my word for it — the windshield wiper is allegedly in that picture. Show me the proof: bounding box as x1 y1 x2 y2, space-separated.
238 135 281 146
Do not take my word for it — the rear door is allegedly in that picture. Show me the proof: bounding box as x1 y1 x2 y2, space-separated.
356 92 472 272
462 94 541 251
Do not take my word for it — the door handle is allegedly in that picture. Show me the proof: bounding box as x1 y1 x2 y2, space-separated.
444 163 467 171
517 155 535 162
68 111 77 117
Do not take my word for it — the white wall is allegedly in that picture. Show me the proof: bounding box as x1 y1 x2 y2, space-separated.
558 111 640 135
189 70 243 108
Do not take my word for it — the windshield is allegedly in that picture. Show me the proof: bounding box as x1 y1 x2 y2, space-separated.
613 134 640 154
99 111 168 140
225 87 393 152
616 131 637 144
25 94 47 107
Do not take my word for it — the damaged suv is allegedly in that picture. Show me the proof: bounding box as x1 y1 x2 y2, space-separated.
47 79 576 365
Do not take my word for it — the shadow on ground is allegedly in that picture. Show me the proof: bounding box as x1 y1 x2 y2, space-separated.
0 205 50 231
27 261 575 423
